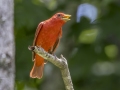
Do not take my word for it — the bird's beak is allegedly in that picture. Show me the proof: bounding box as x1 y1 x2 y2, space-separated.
62 14 71 22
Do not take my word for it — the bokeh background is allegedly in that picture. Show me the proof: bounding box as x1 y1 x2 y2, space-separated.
15 0 120 90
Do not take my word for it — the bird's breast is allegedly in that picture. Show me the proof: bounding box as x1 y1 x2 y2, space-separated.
36 23 61 51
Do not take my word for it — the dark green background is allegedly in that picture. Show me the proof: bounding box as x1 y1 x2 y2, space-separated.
15 0 120 90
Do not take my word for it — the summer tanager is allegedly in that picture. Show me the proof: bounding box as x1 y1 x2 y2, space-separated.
30 12 71 79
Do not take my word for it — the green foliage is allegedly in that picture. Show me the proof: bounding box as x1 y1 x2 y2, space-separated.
105 44 118 58
15 0 120 90
78 29 98 44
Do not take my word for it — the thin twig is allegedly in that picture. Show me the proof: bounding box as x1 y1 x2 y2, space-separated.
28 46 74 90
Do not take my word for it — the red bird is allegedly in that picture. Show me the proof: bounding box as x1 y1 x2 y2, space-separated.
30 12 71 79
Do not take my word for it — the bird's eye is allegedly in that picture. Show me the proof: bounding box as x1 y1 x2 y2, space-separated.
57 14 61 17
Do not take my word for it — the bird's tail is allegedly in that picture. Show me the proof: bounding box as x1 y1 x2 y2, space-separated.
30 56 44 79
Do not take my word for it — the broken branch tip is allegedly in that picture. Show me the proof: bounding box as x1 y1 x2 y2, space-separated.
28 46 35 51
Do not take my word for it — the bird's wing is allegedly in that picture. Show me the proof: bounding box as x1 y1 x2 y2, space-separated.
33 22 44 46
49 28 62 54
32 22 44 61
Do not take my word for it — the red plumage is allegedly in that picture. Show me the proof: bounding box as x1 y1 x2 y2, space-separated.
30 12 71 79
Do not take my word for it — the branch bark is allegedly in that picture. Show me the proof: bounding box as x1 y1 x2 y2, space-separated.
28 46 74 90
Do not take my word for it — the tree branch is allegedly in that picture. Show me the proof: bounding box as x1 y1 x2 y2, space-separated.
28 46 74 90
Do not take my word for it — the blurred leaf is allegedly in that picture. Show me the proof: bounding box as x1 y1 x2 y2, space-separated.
104 45 118 59
15 81 25 90
78 29 98 44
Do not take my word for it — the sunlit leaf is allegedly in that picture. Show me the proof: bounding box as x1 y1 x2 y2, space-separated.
78 29 98 44
104 45 118 59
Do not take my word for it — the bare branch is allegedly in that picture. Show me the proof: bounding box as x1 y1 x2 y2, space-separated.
28 46 74 90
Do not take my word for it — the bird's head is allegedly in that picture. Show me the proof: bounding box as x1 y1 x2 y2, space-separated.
52 12 71 23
